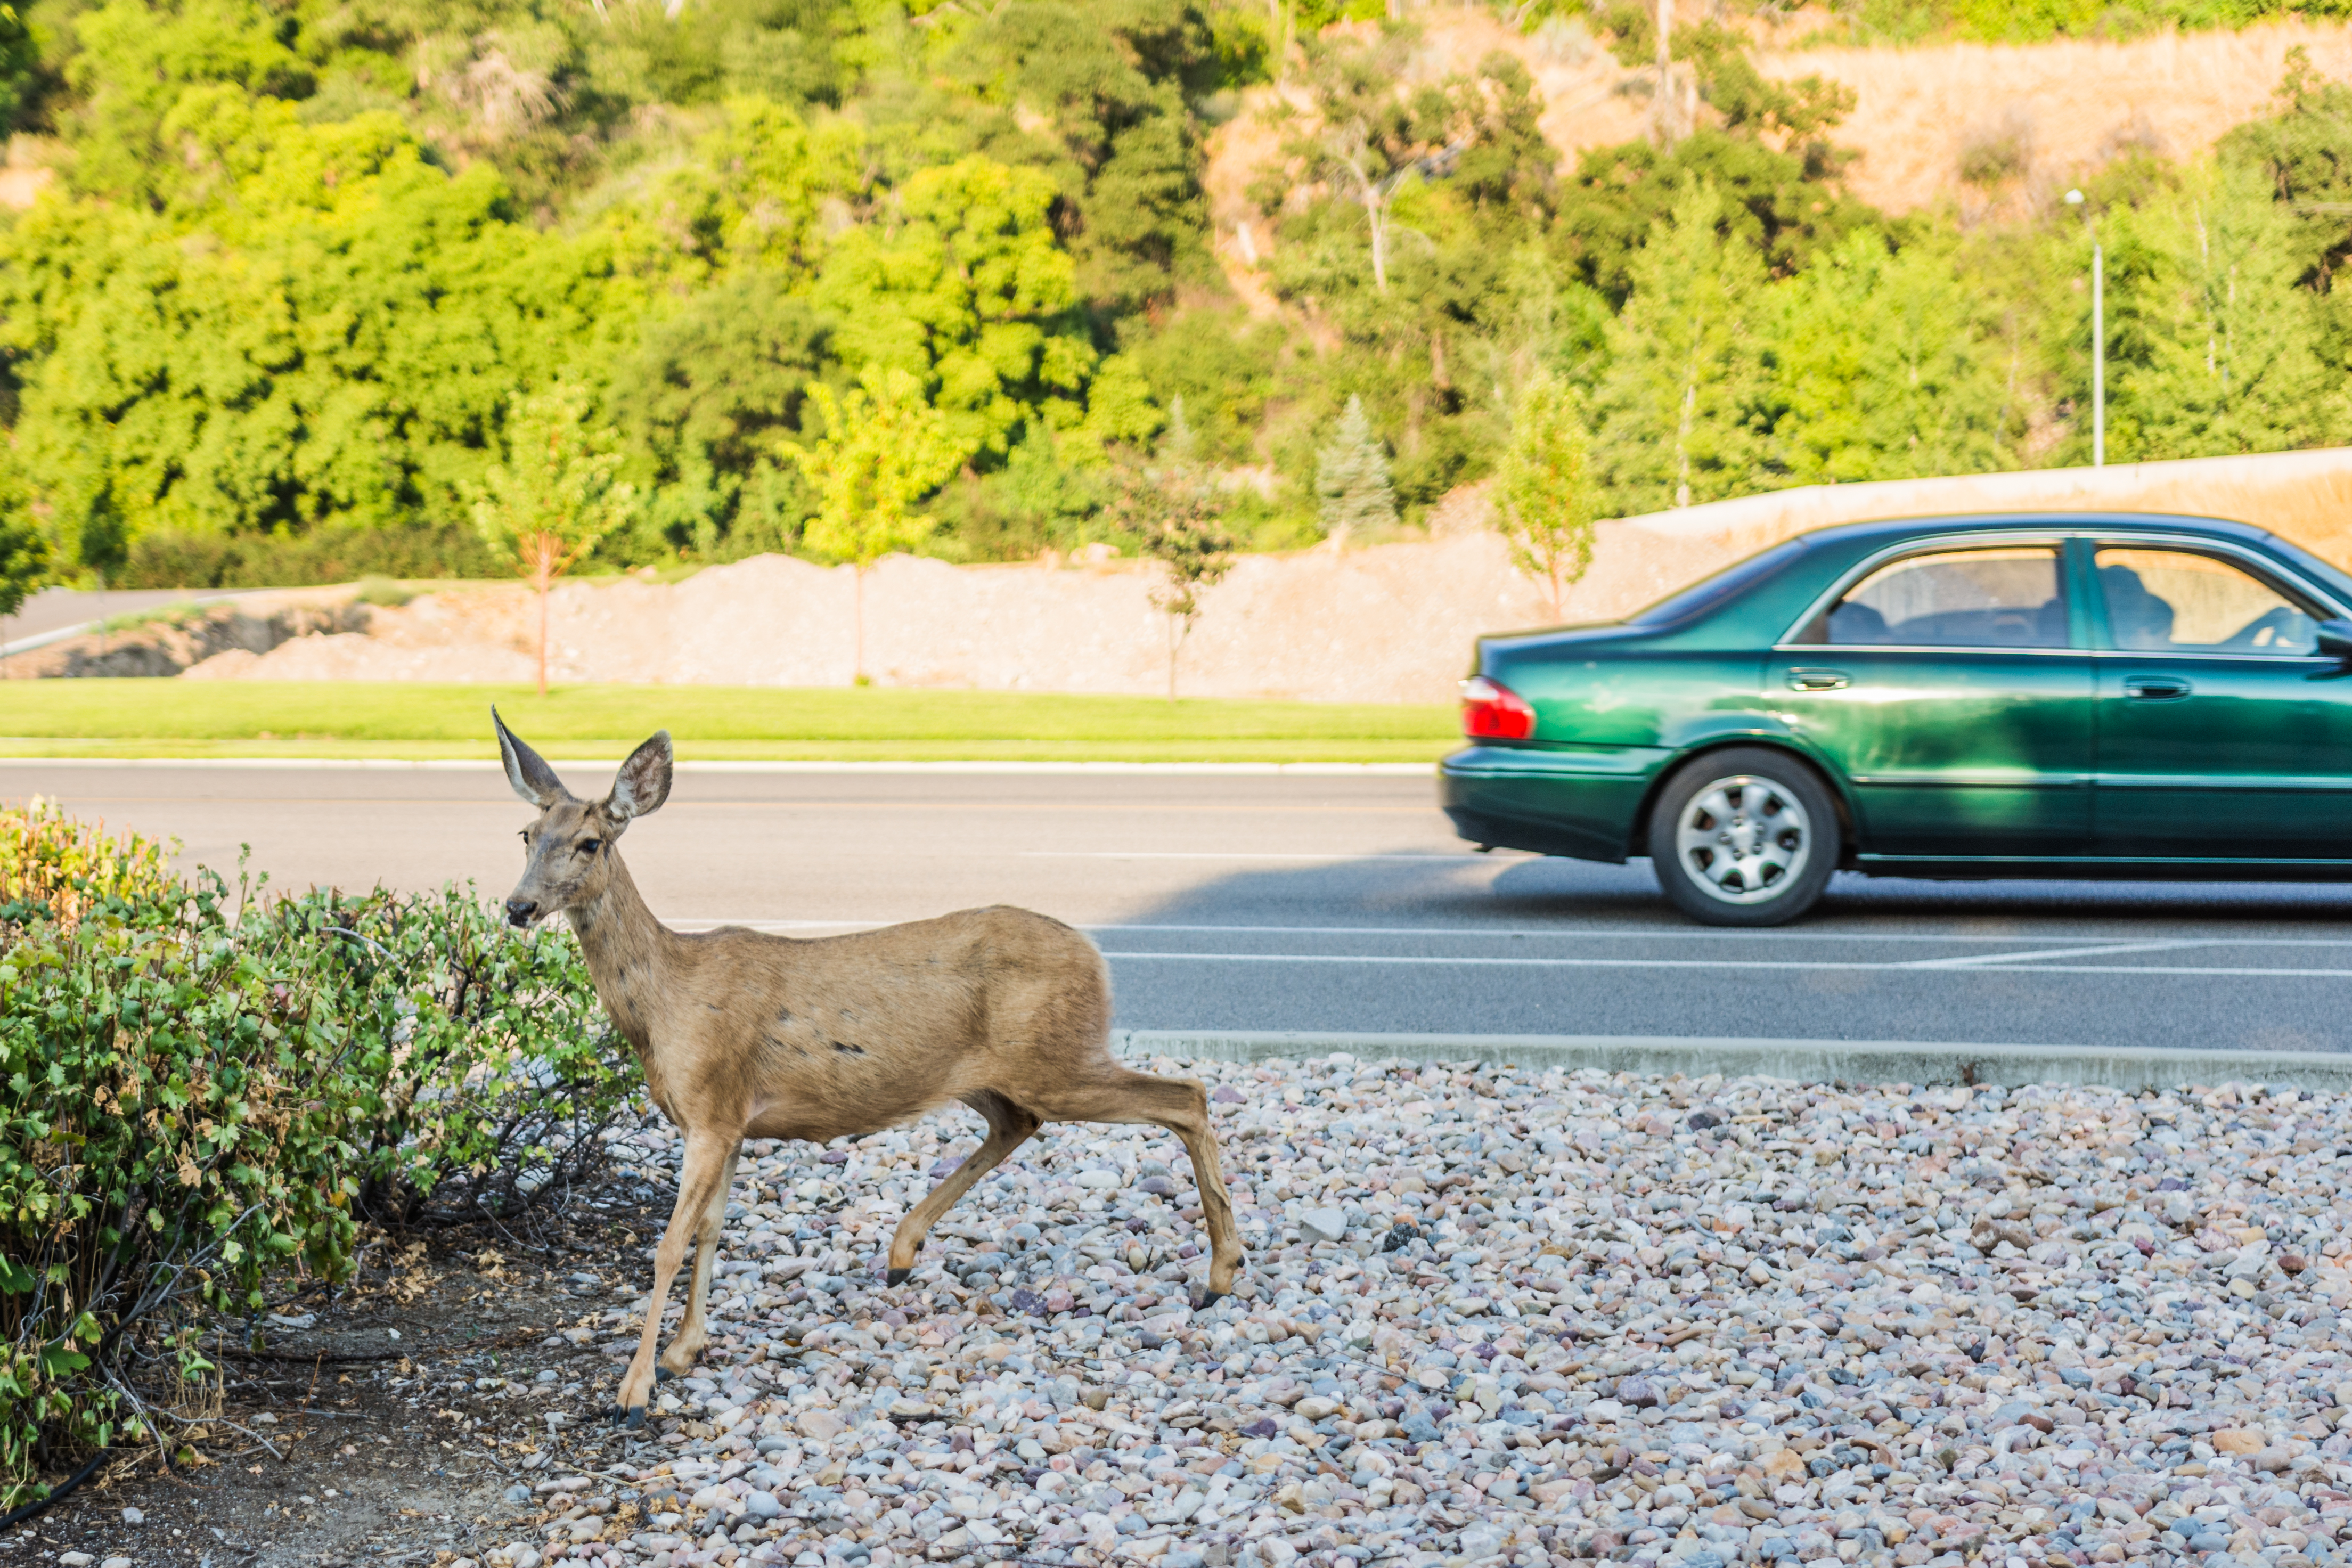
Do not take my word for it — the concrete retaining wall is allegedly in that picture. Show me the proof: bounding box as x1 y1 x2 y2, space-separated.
183 446 2352 703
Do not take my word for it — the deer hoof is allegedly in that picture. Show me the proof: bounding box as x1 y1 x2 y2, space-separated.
1196 1289 1226 1310
655 1367 677 1384
886 1268 911 1286
610 1404 646 1430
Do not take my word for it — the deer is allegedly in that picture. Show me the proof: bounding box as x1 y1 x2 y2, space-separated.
489 710 1245 1427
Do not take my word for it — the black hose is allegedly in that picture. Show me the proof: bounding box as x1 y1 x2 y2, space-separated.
0 1447 115 1531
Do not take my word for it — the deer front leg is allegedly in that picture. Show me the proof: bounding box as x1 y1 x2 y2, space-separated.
613 1129 734 1427
662 1141 742 1378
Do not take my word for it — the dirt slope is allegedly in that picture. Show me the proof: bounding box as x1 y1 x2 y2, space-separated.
1778 22 2352 213
1202 12 2352 301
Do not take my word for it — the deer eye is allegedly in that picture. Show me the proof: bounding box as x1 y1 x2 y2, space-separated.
579 839 602 856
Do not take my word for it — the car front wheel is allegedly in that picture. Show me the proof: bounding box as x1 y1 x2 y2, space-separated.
1648 748 1839 926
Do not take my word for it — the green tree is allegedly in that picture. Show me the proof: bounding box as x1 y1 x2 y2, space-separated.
586 0 848 115
813 154 1097 462
1273 33 1551 299
0 479 47 619
473 384 636 696
949 0 1222 314
0 102 626 582
615 272 830 560
1314 394 1396 544
1590 179 1772 514
1497 373 1597 620
2219 48 2352 291
2106 161 2345 461
60 0 313 205
1106 401 1236 697
596 99 861 290
1771 228 2014 484
785 366 969 682
0 2 36 133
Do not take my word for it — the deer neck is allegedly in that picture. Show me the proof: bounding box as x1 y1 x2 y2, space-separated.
564 851 676 1058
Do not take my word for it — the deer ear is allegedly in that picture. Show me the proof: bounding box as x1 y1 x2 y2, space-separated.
608 730 673 822
492 706 568 808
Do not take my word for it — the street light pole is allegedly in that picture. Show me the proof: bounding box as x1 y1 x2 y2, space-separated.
2065 189 2103 468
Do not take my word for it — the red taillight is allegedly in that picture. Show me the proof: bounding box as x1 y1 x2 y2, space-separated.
1460 675 1536 740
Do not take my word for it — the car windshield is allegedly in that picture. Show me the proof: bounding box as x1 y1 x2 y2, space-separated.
1629 537 1811 626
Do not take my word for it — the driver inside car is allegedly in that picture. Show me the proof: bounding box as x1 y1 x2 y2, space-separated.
2100 564 2178 650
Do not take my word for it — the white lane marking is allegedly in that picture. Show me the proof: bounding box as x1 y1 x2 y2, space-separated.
1090 950 2352 979
1089 923 2306 946
1902 939 2215 968
660 919 2352 950
1018 851 1506 862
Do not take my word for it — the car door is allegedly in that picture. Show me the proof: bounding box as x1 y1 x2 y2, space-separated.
1770 540 2094 859
2088 541 2352 861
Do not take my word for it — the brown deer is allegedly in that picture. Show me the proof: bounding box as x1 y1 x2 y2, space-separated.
490 710 1245 1426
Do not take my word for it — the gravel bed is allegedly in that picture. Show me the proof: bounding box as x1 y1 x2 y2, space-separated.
481 1055 2352 1568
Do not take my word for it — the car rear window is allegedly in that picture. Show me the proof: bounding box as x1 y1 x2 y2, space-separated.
1628 537 1811 626
1808 545 2068 648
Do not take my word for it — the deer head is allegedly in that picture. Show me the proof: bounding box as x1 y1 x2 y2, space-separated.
495 707 673 928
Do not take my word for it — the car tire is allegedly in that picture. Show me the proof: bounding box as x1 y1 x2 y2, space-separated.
1648 748 1839 926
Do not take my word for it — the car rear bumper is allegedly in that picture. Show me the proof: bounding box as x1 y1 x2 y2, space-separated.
1439 744 1672 863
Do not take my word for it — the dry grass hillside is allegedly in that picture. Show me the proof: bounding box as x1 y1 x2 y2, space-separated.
1203 12 2352 296
1777 21 2352 212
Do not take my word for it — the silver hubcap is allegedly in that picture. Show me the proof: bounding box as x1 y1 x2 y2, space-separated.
1675 775 1811 905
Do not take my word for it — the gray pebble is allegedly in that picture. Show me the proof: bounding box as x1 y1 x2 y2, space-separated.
541 1061 2352 1568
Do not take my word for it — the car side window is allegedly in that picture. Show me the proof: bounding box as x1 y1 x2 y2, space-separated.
2094 547 2321 655
1804 546 2068 648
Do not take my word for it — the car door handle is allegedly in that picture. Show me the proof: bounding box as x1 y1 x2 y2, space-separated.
1787 669 1849 691
2124 676 2193 701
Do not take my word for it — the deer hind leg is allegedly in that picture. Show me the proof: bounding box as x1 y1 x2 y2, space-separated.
1027 1069 1244 1307
662 1140 743 1378
614 1129 735 1427
886 1090 1041 1286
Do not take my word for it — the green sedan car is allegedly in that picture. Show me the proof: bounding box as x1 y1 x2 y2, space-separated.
1440 512 2352 925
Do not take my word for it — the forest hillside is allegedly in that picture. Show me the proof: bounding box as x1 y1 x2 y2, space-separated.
3 0 2352 591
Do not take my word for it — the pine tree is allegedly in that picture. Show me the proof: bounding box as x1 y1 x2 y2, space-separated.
1773 228 2013 484
2107 161 2346 460
1589 179 1772 516
1315 395 1398 545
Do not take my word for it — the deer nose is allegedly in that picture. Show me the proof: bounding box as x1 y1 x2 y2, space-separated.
504 897 538 928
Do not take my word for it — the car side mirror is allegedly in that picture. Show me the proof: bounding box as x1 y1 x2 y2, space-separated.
2320 619 2352 663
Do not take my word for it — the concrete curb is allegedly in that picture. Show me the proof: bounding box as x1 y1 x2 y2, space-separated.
1109 1029 2352 1092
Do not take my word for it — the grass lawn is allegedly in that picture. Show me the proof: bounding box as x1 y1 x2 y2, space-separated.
0 682 1459 762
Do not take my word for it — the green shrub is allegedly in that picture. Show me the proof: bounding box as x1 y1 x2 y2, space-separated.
113 524 502 591
353 578 416 609
0 804 626 1507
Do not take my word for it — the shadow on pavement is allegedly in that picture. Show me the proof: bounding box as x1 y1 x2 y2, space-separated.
1114 844 2352 933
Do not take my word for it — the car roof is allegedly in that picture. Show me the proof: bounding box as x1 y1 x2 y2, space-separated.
1477 510 2318 658
1790 510 2273 552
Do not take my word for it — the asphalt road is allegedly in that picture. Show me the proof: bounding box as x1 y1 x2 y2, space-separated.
8 759 2352 1054
0 586 263 649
